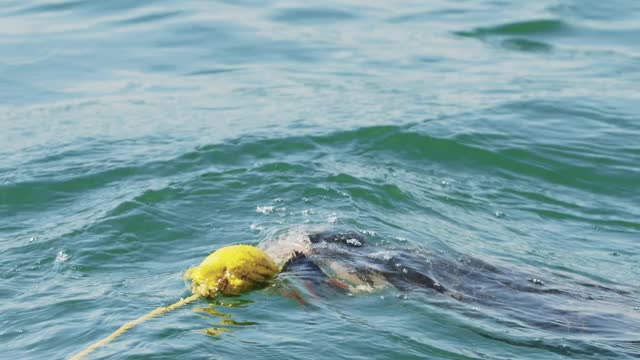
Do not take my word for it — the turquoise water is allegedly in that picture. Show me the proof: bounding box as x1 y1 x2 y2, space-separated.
1 0 640 358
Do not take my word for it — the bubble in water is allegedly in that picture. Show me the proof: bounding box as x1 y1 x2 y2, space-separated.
494 210 505 218
528 278 544 286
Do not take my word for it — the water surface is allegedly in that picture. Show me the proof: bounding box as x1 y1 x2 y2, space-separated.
1 0 639 359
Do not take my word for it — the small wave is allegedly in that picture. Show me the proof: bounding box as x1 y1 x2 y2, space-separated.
184 68 239 77
501 38 552 52
455 19 568 37
269 7 359 24
453 19 566 52
109 10 182 27
388 8 470 23
548 1 640 22
12 0 158 16
11 0 85 15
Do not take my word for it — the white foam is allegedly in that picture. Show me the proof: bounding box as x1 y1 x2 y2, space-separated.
55 250 70 263
256 205 274 214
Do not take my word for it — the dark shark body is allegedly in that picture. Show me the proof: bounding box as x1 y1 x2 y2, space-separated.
278 230 640 339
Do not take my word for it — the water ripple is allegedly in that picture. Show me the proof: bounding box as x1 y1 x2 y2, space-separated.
2 1 640 359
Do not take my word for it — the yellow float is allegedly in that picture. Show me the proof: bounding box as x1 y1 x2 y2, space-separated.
70 244 279 360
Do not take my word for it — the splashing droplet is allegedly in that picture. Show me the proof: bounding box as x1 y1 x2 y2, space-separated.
256 206 274 214
55 250 70 263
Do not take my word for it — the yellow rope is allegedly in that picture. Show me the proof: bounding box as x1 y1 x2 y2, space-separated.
69 294 201 360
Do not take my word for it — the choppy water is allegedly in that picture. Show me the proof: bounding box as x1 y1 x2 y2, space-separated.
2 0 640 359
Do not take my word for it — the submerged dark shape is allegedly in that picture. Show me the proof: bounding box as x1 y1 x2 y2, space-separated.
263 229 640 339
287 231 448 294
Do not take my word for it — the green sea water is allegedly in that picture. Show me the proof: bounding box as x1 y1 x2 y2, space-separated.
1 1 639 359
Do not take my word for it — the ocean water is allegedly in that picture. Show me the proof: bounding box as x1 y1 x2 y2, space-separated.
1 0 639 359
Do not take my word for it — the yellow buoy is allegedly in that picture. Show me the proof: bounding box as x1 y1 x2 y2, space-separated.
70 244 279 360
185 244 279 297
